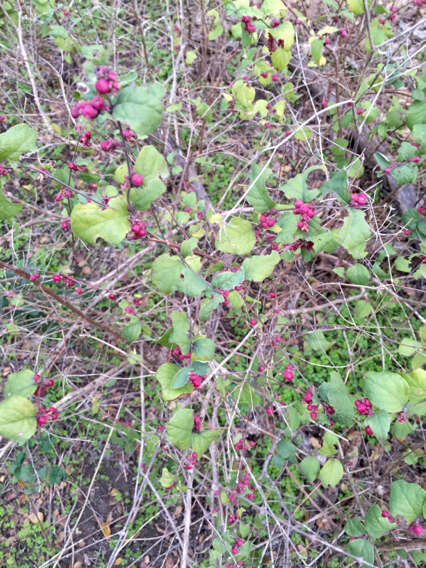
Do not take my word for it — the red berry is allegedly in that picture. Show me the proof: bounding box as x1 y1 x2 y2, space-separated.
91 96 105 111
38 415 48 426
81 104 98 119
95 79 111 95
365 425 373 436
249 318 257 326
131 174 144 187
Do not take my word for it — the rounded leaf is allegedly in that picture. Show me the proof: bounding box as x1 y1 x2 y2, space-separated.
216 217 255 255
0 396 37 443
319 458 343 487
363 372 409 413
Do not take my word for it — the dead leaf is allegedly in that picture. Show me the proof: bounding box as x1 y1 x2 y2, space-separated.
310 437 321 449
101 521 111 539
27 511 44 523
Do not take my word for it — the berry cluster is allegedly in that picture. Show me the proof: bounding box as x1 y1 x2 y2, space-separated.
241 15 256 34
408 522 423 536
34 373 54 397
235 437 255 451
128 220 147 240
95 66 120 95
282 363 294 382
193 414 202 431
100 138 121 152
171 345 191 362
185 451 198 470
189 372 204 389
285 239 314 252
0 163 8 176
71 96 107 120
231 538 245 556
350 192 368 207
294 200 315 232
355 397 373 416
302 387 319 419
37 406 58 426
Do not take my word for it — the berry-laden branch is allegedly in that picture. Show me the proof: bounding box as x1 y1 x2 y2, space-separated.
0 260 127 344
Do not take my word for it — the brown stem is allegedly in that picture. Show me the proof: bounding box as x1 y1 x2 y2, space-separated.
0 261 127 344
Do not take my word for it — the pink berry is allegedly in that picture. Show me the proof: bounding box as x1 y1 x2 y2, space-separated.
412 524 423 535
283 370 294 381
379 17 385 25
265 406 274 415
52 274 62 283
271 74 279 81
33 374 41 383
95 79 111 95
249 318 257 326
30 273 40 281
340 27 347 38
76 287 82 295
91 96 105 111
356 108 365 115
131 174 144 186
259 365 265 371
108 293 116 300
365 425 373 436
38 415 48 426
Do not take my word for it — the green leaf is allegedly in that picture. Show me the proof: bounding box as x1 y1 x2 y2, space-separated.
192 430 219 457
200 293 223 322
193 337 215 361
299 456 320 483
247 165 275 212
156 363 193 401
242 251 280 282
346 540 374 567
228 290 244 309
374 152 391 170
0 396 37 443
134 145 169 180
171 367 191 389
406 100 426 130
185 49 197 65
170 311 190 354
306 330 332 352
279 170 320 201
271 47 291 71
71 197 130 245
160 467 175 489
392 164 418 186
276 212 298 244
339 209 371 259
397 142 417 161
311 38 324 65
347 0 364 15
365 504 395 540
346 263 370 285
166 408 193 450
318 373 354 426
211 269 244 290
0 191 22 221
366 410 391 440
0 124 37 161
319 459 343 487
216 217 255 255
112 84 164 137
232 80 255 111
151 254 183 294
354 300 373 321
389 480 426 523
122 320 141 342
345 517 365 537
130 177 166 210
363 372 409 413
319 170 350 203
176 267 208 298
398 337 421 357
394 256 411 273
320 431 338 457
4 369 37 399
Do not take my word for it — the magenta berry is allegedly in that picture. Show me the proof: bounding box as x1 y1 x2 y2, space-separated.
52 273 62 283
365 425 373 436
95 78 111 94
131 173 144 187
249 318 257 326
340 27 347 38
